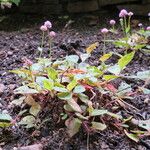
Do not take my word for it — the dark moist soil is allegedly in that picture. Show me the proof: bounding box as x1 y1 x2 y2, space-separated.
0 12 150 150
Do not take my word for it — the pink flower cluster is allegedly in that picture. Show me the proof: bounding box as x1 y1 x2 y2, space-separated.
110 20 116 25
101 28 109 34
40 21 56 38
119 9 133 17
147 26 150 30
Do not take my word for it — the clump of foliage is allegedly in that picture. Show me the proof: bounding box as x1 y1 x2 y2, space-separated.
0 0 20 8
1 11 150 145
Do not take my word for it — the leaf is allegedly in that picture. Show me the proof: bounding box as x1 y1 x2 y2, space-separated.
68 99 82 113
140 87 150 94
36 76 47 87
65 117 82 137
118 52 135 69
25 95 36 106
124 130 139 142
106 112 122 119
107 64 121 75
47 67 58 80
99 53 112 62
117 82 132 96
91 109 108 116
80 54 90 62
92 122 107 131
73 85 86 93
132 119 150 131
30 103 41 116
66 55 79 64
136 70 150 81
0 113 12 122
87 66 103 77
43 79 54 90
78 93 89 104
103 75 118 81
19 115 36 128
14 86 38 94
53 86 68 92
67 79 78 91
11 0 20 5
10 96 26 106
31 63 43 71
57 92 72 100
86 42 99 54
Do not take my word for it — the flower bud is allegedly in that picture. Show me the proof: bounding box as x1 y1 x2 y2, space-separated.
146 26 150 30
110 20 116 25
44 21 52 29
119 9 128 17
49 31 56 38
40 25 47 32
101 28 109 34
128 12 134 16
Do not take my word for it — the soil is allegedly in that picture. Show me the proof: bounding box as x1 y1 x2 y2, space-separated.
0 12 150 150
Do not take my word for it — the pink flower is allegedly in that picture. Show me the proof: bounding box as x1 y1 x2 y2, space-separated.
40 25 47 31
119 9 128 17
110 20 116 25
128 12 133 16
146 26 150 30
49 31 56 38
138 23 143 27
44 21 52 28
148 12 150 17
101 28 109 34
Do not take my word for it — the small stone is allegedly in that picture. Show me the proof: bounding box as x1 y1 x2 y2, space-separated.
0 84 5 94
7 51 13 56
15 144 43 150
144 98 149 104
8 84 16 90
2 110 8 114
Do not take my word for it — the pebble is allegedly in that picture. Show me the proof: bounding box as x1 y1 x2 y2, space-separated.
7 51 13 56
0 84 5 94
8 84 16 90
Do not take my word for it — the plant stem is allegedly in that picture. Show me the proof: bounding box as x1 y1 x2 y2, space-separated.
49 38 52 58
87 133 90 150
103 34 106 54
40 31 45 57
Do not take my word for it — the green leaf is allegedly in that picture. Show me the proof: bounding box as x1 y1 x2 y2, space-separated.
78 93 89 104
99 53 112 62
65 117 82 137
125 26 130 34
43 79 54 90
136 70 150 81
0 113 12 122
92 122 107 131
36 76 47 87
124 130 139 142
107 64 121 75
117 82 132 96
80 54 90 62
140 87 150 94
57 92 72 100
73 85 86 93
67 79 78 91
68 99 82 113
103 75 118 81
10 96 25 106
14 86 39 94
54 86 68 92
11 0 20 5
31 63 43 71
118 52 135 69
19 115 35 128
91 109 108 116
47 67 58 80
66 55 79 64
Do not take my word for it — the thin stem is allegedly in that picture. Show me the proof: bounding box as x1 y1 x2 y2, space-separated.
103 34 106 54
87 133 90 150
49 38 52 58
40 31 45 57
